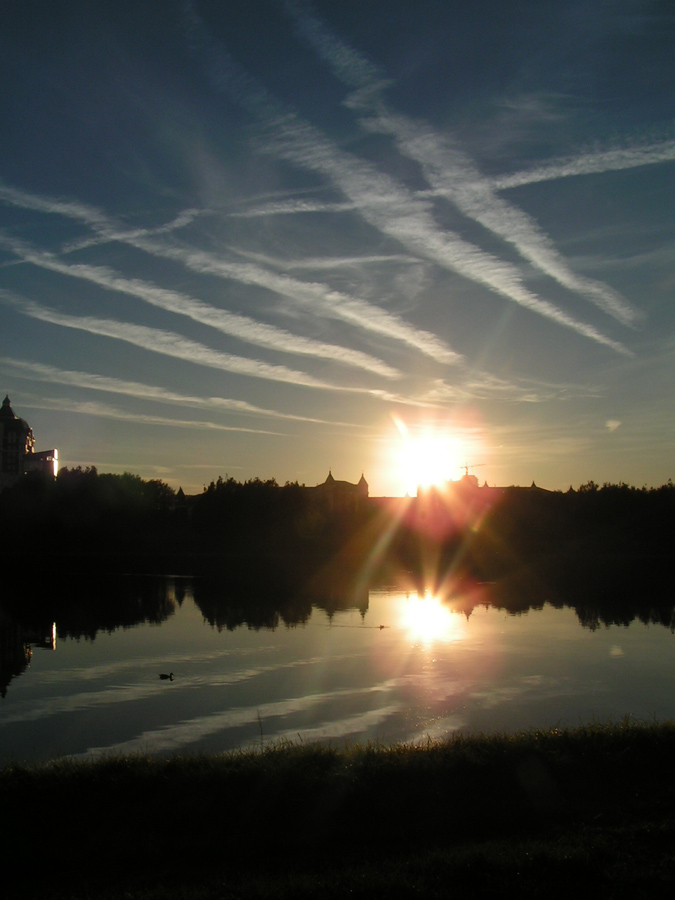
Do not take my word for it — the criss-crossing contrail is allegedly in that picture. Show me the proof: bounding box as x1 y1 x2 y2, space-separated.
283 0 640 328
180 1 631 355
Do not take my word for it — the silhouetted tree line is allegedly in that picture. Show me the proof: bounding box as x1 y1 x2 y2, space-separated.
0 465 174 529
387 479 675 578
489 480 675 564
1 469 674 585
192 474 370 551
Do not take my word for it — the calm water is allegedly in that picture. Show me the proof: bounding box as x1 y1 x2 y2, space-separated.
2 576 674 765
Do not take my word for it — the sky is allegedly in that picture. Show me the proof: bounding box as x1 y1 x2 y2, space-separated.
1 0 674 497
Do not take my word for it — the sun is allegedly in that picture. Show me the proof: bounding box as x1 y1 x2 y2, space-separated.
394 427 467 496
400 435 457 494
379 416 486 497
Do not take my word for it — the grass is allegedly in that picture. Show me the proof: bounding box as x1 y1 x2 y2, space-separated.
4 722 675 898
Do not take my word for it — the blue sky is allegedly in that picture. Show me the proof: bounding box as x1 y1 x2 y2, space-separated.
1 0 674 496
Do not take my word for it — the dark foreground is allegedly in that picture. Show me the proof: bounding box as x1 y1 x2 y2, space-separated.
5 723 675 899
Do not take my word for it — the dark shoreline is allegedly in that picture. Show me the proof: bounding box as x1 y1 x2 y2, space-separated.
5 722 675 899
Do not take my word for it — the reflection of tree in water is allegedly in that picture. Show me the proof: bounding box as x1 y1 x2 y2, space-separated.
0 605 56 697
446 558 675 632
191 560 372 631
56 575 179 641
0 607 32 698
190 547 675 634
1 573 180 641
538 557 675 632
569 593 675 633
192 573 314 632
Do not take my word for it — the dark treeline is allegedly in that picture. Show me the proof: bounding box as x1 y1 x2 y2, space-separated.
0 466 177 560
0 467 380 584
1 467 674 590
382 478 675 586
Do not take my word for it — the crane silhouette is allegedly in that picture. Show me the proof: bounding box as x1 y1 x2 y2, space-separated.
460 463 485 478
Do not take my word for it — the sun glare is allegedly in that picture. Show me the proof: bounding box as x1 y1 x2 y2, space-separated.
400 592 466 645
396 430 464 496
379 416 488 498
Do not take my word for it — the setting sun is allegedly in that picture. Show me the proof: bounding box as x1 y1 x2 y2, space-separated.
399 434 461 495
386 417 481 496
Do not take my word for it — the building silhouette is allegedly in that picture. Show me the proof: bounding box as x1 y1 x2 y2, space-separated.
0 396 58 489
308 470 369 512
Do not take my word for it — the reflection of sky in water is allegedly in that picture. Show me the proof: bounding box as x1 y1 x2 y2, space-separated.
2 586 674 765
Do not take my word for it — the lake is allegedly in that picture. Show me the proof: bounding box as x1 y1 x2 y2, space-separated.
1 573 674 765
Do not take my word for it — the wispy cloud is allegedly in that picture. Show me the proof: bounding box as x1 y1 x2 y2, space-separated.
125 233 462 365
0 181 110 231
493 139 675 190
284 0 639 328
230 246 414 271
27 397 284 435
0 357 355 425
487 423 594 465
0 182 461 367
60 207 205 253
1 290 341 390
0 180 202 251
182 3 631 356
0 230 400 379
422 372 601 404
228 198 357 217
265 116 632 355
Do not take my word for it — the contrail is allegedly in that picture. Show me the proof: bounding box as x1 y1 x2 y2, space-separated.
283 0 639 327
266 115 631 355
361 111 638 326
0 357 357 425
1 291 341 390
182 1 631 355
493 139 675 190
0 181 461 367
125 233 462 365
0 230 401 379
1 291 443 406
25 397 284 435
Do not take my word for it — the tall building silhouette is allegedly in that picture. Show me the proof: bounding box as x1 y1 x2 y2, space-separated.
0 396 58 488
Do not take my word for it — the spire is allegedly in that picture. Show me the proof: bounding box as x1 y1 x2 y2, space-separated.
0 395 15 419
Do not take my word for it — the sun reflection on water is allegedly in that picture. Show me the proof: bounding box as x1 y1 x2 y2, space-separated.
400 592 468 645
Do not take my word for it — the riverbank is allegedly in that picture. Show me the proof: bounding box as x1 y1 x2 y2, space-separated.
5 721 675 898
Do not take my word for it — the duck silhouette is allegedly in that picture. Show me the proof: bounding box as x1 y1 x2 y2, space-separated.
159 672 174 681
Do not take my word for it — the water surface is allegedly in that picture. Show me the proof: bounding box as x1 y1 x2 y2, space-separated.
1 576 673 764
